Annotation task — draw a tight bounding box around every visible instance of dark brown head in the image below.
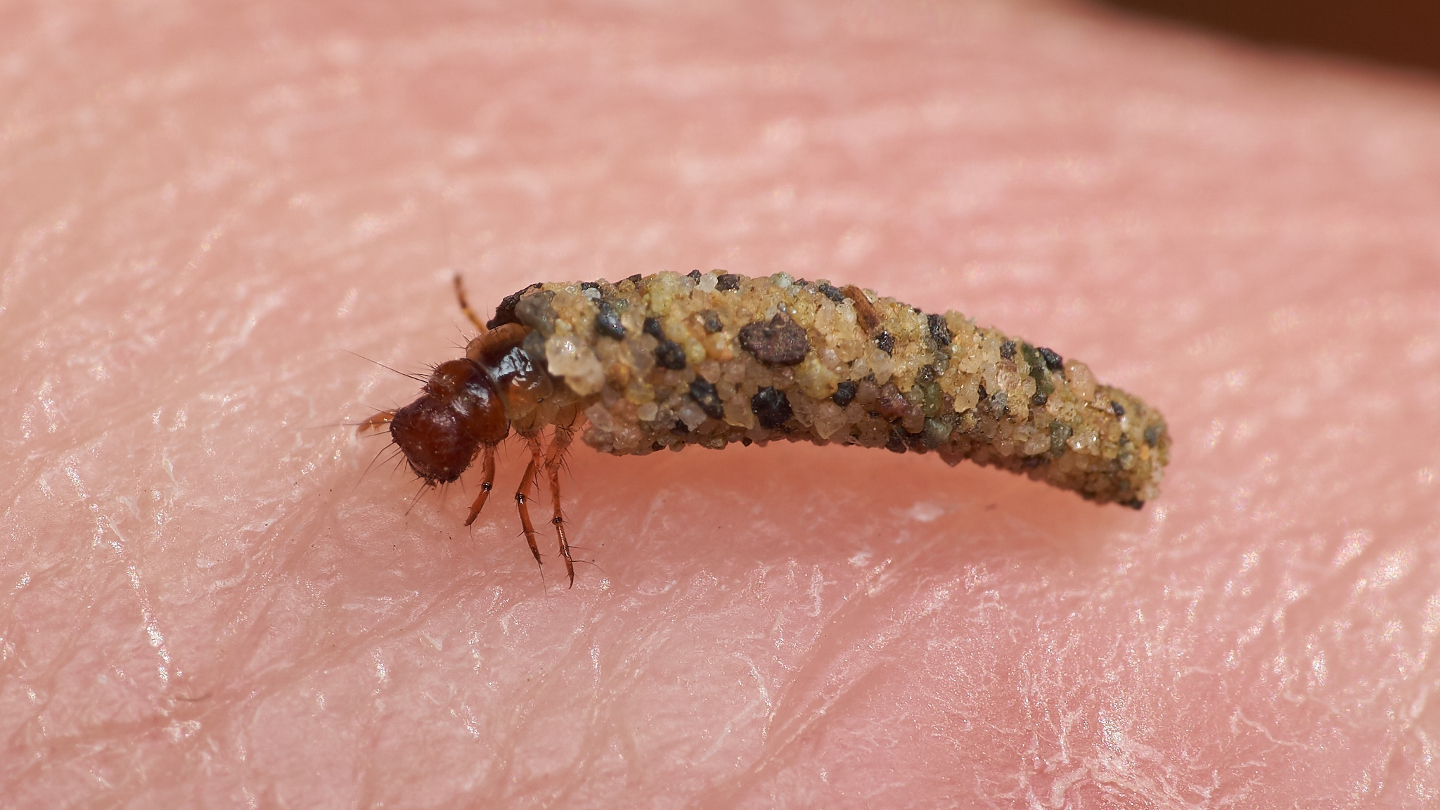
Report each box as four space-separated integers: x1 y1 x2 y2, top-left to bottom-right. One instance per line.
390 359 509 484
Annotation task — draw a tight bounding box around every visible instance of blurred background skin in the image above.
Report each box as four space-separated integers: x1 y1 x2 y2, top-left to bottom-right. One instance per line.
1108 0 1440 76
3 0 1440 808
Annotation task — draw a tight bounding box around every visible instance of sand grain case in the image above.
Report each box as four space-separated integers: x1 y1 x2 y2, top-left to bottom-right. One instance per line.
490 271 1170 508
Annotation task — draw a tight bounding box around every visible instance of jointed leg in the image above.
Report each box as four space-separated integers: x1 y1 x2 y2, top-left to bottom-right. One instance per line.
544 424 576 587
514 435 544 570
453 274 488 333
463 444 498 526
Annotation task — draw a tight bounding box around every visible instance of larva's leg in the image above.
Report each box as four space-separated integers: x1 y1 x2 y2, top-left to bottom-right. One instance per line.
463 444 497 526
452 273 488 333
514 435 543 570
544 424 576 587
358 409 396 434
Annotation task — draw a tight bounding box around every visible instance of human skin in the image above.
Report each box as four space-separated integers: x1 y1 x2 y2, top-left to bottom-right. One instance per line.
4 0 1440 807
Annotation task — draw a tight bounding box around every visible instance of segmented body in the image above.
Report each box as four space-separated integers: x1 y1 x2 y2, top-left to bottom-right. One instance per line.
491 270 1169 507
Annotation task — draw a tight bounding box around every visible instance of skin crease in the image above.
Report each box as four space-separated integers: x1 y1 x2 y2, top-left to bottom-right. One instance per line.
3 0 1440 807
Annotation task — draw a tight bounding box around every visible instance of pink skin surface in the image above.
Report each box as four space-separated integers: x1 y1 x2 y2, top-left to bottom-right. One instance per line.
4 0 1440 807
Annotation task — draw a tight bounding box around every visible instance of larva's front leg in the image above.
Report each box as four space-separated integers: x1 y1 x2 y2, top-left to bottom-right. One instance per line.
358 409 395 433
463 444 497 527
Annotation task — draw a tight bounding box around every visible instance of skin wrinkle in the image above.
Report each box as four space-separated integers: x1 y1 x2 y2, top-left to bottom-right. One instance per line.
739 577 899 775
4 0 1440 806
507 624 605 802
724 559 968 799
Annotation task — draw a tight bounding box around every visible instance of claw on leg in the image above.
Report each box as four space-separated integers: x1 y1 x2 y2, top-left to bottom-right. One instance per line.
515 435 543 570
464 444 498 526
544 425 576 587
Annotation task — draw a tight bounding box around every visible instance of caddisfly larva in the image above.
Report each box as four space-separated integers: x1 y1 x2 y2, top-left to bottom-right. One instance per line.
364 271 1170 585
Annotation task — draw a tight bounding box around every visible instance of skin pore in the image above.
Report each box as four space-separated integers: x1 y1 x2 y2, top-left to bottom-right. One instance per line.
4 0 1440 806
